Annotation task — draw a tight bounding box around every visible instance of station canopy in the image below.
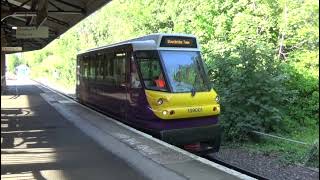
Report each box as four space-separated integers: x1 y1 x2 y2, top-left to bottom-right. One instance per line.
1 0 112 52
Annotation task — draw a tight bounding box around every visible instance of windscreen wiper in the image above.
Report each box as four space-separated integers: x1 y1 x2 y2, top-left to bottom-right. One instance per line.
191 87 196 97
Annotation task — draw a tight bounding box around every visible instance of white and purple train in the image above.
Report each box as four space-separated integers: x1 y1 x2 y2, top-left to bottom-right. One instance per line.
76 33 222 153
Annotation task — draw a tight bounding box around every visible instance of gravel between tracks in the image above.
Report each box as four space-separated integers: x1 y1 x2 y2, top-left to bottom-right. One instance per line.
214 147 319 180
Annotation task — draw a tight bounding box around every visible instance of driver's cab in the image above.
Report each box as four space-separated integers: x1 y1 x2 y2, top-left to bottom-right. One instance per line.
132 34 211 94
135 50 169 92
130 33 220 120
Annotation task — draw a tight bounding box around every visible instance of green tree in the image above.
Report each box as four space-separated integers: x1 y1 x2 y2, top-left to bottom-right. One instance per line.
7 54 24 73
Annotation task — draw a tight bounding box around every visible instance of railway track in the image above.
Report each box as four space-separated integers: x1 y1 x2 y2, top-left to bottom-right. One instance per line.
205 154 269 180
36 80 270 180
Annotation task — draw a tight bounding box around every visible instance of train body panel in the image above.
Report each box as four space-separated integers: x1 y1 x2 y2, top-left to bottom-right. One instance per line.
145 89 220 119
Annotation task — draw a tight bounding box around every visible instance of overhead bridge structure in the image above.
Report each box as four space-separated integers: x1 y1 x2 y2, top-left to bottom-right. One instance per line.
1 0 112 89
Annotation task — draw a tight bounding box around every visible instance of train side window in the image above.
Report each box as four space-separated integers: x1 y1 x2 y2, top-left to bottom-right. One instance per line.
90 56 96 80
87 56 91 79
104 53 114 84
94 55 100 79
87 56 90 79
113 58 118 83
102 55 106 81
80 59 84 78
97 54 104 80
79 58 82 78
100 55 105 80
104 54 109 80
84 56 89 79
114 53 126 84
109 54 114 77
120 57 126 83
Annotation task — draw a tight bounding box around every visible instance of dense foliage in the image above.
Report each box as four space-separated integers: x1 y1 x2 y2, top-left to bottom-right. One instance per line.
8 0 319 141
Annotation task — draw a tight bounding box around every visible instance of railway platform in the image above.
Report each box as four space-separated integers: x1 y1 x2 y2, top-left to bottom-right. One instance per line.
1 79 254 180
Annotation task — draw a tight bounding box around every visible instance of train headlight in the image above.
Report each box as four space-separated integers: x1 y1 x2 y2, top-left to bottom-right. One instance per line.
215 96 220 103
157 98 163 105
162 110 168 115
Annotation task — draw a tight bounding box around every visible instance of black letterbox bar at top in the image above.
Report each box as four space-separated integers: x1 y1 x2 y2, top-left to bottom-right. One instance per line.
160 36 197 48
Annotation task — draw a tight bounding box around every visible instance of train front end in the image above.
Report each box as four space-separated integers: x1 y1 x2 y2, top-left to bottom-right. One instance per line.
134 34 222 153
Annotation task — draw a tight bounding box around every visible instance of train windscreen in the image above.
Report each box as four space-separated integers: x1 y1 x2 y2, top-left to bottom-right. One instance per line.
159 51 210 93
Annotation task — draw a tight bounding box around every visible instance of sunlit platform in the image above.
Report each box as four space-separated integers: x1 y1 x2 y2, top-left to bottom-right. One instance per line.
1 79 253 180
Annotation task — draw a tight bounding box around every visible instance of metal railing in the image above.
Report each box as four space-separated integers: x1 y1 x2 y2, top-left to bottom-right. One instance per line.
251 130 310 146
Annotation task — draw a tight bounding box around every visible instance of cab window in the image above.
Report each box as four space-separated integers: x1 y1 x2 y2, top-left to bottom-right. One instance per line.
135 51 168 91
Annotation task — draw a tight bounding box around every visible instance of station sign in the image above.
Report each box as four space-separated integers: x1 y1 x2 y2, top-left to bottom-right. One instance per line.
16 26 49 39
1 47 22 52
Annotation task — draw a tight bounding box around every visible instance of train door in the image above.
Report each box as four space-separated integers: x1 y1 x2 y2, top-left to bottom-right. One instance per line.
113 51 129 120
127 53 143 122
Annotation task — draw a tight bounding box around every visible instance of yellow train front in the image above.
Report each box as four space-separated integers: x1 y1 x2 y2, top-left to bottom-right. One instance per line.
129 34 222 153
145 88 221 153
76 33 222 153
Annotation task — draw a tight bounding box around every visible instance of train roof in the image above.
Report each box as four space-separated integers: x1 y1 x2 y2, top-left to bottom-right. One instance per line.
78 33 200 56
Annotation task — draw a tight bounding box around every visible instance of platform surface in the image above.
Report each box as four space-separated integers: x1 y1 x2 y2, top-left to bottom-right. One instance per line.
1 80 148 180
